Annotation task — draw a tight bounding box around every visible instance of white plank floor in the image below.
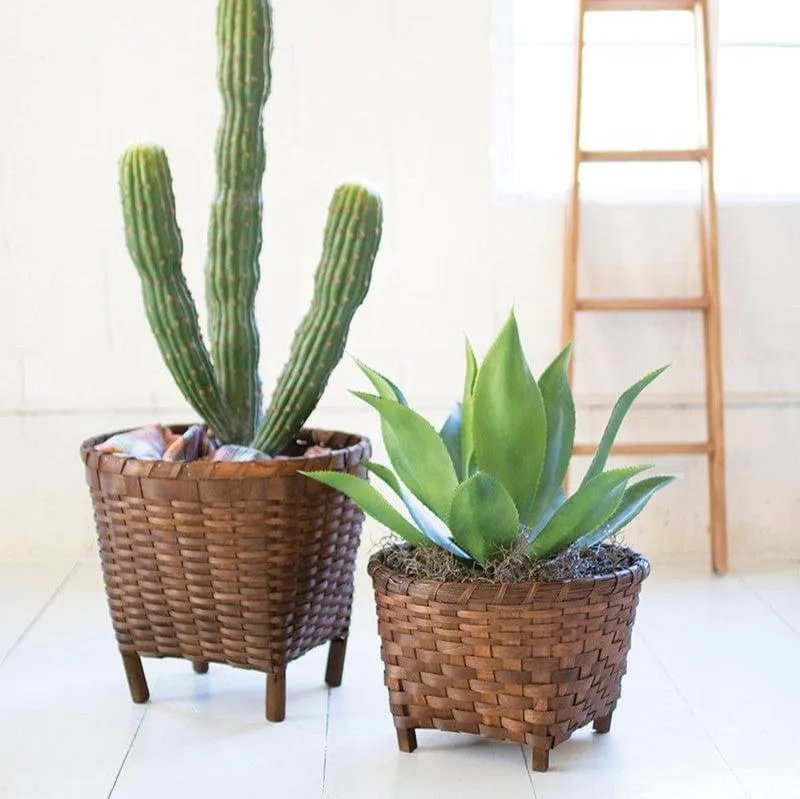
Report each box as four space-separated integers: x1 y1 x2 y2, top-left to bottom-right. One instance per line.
1 554 799 799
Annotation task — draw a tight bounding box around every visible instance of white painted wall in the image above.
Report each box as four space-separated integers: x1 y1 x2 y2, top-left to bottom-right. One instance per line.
0 0 797 566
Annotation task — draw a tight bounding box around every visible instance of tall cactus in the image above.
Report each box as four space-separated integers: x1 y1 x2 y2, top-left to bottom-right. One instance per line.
206 0 271 444
118 0 382 455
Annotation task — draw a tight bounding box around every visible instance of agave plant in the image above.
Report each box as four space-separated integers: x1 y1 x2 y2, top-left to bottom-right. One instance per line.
303 311 676 565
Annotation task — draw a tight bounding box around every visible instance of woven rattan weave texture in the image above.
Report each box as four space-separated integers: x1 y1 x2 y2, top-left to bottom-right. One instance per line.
81 429 369 682
368 554 649 771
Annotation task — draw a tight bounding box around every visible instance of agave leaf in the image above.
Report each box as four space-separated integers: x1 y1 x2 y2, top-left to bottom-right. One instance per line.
527 487 565 542
363 461 409 502
528 465 652 558
300 470 429 548
363 461 470 557
365 462 473 559
577 475 678 549
440 402 464 481
525 343 575 528
352 392 459 521
461 338 478 479
404 499 473 560
353 359 413 493
472 312 547 522
354 358 408 405
447 472 520 565
581 366 669 487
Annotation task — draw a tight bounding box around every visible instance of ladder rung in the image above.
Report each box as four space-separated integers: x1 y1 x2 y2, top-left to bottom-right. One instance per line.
576 297 709 311
585 0 697 11
579 148 707 163
573 442 713 456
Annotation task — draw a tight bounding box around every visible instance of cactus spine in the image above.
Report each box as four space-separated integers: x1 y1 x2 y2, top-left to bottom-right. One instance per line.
118 0 382 455
206 0 271 443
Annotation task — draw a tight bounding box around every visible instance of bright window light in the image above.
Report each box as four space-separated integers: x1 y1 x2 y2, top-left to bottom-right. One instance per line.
498 0 800 199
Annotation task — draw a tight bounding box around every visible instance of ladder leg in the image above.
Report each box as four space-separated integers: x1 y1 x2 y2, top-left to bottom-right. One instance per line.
562 2 588 495
700 212 728 575
562 0 588 380
696 0 728 574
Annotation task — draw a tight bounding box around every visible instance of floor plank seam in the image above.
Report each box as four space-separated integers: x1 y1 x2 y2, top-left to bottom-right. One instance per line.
738 574 800 638
321 687 333 798
518 743 540 797
105 705 149 798
637 631 753 798
0 558 81 669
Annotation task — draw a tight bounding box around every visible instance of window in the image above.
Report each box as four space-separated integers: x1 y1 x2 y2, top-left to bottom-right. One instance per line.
495 0 800 199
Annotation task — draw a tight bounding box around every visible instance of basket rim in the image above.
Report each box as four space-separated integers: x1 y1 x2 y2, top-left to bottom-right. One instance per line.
367 548 650 605
80 425 370 479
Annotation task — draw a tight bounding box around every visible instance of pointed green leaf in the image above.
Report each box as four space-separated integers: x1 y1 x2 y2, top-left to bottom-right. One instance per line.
447 472 520 565
354 359 408 405
525 343 575 528
527 487 565 542
300 470 429 547
581 366 669 487
528 465 652 558
364 462 472 559
465 338 478 389
577 475 678 549
440 403 463 481
461 338 478 479
363 461 405 497
352 392 459 520
353 361 414 497
472 312 547 521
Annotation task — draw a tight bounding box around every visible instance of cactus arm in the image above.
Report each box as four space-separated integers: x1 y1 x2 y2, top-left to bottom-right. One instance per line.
205 0 272 443
252 184 383 455
120 146 237 443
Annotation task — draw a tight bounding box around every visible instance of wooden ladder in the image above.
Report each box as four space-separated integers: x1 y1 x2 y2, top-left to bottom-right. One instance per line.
562 0 728 572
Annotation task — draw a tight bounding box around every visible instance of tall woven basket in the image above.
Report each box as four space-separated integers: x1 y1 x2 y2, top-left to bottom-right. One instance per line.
80 427 370 721
368 554 649 772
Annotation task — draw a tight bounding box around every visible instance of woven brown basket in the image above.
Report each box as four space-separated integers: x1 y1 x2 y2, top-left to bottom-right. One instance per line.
80 427 370 722
368 552 650 772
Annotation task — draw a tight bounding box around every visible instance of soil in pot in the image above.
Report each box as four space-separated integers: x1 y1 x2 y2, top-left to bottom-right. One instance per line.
372 540 645 584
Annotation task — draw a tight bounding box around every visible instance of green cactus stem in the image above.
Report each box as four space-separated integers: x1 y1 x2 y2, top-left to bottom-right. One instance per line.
252 184 383 455
119 146 236 442
118 0 383 452
205 0 272 443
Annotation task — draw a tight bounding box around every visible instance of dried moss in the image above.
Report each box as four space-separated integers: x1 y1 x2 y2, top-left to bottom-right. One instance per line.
370 536 644 584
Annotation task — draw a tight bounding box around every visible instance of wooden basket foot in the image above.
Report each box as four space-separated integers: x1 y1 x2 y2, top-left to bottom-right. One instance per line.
396 727 417 753
593 712 613 734
192 660 209 674
266 671 286 722
325 638 348 688
121 653 149 704
532 747 550 772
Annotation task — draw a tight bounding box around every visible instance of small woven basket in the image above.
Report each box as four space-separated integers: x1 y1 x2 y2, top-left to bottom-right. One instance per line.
80 427 370 721
367 553 650 772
